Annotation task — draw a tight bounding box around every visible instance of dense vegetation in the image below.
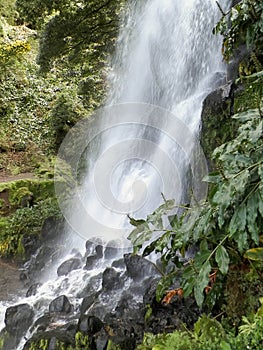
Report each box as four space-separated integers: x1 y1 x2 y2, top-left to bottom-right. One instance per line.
0 0 262 349
128 0 263 348
0 0 124 257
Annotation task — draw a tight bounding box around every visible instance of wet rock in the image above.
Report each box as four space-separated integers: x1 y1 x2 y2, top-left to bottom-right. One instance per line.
85 244 103 270
5 303 34 335
77 273 102 298
31 314 52 332
49 295 73 314
20 271 28 281
23 327 75 350
91 328 109 350
102 267 123 291
103 315 140 350
80 292 100 314
26 283 41 297
70 248 83 258
41 217 64 242
85 240 103 256
104 245 119 259
143 279 200 334
115 291 144 320
201 82 237 168
111 258 125 269
21 233 40 259
57 257 82 276
48 337 57 350
124 254 159 280
85 240 95 255
78 315 104 334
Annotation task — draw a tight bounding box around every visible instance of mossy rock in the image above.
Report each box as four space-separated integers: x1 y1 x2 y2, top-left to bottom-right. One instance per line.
0 178 55 213
201 72 262 168
201 83 237 169
0 178 61 258
9 186 33 207
233 72 263 113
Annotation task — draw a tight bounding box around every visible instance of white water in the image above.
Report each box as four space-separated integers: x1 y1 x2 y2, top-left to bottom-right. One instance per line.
59 0 228 246
1 0 229 347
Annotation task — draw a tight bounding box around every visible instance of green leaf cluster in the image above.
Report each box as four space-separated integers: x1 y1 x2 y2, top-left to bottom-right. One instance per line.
136 311 263 350
128 103 263 308
213 0 263 69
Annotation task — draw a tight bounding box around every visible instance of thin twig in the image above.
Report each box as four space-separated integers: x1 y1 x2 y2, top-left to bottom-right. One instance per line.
216 1 226 16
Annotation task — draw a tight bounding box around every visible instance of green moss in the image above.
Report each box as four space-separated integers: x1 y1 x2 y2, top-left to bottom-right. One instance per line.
75 332 89 349
0 179 55 214
0 331 10 350
234 73 263 113
9 186 33 206
201 88 237 168
106 340 121 350
0 198 61 257
26 334 90 350
201 72 262 167
224 266 263 325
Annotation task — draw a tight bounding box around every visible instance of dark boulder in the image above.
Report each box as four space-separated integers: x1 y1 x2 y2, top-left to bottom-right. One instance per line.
49 295 73 314
23 326 76 350
91 328 109 350
78 315 104 335
21 233 40 259
85 244 103 270
80 292 100 314
102 267 123 291
5 303 34 335
85 240 95 255
124 254 160 280
143 279 200 334
57 257 82 276
41 217 64 242
111 258 125 269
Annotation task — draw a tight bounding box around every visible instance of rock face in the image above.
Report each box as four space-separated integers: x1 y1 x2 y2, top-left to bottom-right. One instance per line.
5 303 34 335
124 253 159 280
200 82 236 169
2 303 34 350
57 257 82 276
2 232 202 350
102 267 122 291
8 248 203 350
49 295 73 314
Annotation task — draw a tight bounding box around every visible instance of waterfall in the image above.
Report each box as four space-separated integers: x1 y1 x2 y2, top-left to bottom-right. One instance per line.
55 0 227 247
0 0 229 348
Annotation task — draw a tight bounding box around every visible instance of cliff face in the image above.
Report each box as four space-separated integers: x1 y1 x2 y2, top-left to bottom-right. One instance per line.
201 72 262 169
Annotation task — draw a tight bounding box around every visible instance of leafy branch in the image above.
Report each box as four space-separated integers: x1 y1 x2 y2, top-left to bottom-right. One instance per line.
128 107 263 308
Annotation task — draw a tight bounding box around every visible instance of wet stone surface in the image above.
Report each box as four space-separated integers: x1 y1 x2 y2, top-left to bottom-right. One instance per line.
0 259 26 301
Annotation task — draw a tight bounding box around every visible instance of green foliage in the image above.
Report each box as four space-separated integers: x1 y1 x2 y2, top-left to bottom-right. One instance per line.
136 332 196 350
16 0 125 63
0 197 61 256
128 103 263 308
16 0 126 110
136 309 263 350
214 0 263 68
0 0 17 24
0 179 61 257
50 90 87 150
74 332 89 348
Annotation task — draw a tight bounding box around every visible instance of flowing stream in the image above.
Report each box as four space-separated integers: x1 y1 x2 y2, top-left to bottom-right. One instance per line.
0 0 229 348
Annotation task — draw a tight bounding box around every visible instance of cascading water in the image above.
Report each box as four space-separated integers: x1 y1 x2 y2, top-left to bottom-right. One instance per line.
56 0 228 247
0 0 229 348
